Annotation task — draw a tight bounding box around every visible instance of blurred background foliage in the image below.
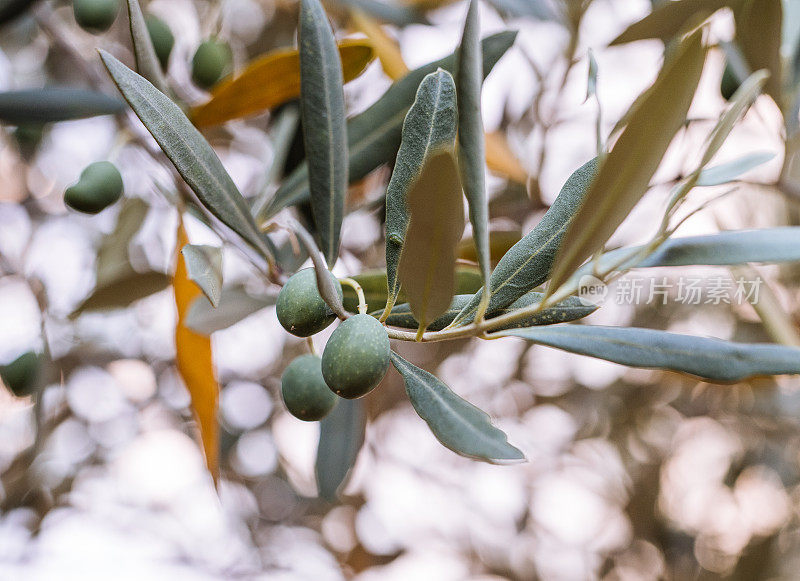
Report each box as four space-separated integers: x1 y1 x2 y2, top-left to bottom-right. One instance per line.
1 0 800 579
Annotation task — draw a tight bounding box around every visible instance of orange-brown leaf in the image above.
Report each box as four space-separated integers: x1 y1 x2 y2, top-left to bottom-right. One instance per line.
174 222 220 484
191 40 374 127
485 131 528 184
349 8 409 80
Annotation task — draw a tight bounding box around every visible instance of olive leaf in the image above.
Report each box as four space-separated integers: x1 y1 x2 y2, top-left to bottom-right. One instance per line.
498 325 800 383
385 69 458 314
545 29 706 297
262 31 517 220
484 0 557 20
186 286 277 335
456 0 491 319
336 0 429 27
99 51 275 263
0 87 124 124
181 244 223 308
191 40 374 127
70 270 172 318
733 0 782 103
343 265 483 313
611 0 730 45
586 48 603 154
450 157 599 328
383 293 596 331
95 197 149 286
298 0 348 268
697 151 775 186
699 70 768 169
635 227 800 267
390 353 524 463
397 151 465 334
316 398 366 501
125 0 169 94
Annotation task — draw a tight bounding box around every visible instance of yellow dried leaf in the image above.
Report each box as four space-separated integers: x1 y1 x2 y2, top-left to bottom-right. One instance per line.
174 221 220 484
349 8 409 80
402 0 458 10
485 131 528 184
191 40 374 127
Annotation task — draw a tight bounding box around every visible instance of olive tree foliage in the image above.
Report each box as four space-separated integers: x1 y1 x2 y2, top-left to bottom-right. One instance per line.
1 0 800 540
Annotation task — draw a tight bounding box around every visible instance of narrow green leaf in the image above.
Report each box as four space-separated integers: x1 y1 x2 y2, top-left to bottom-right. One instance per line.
334 0 429 26
95 198 149 286
186 286 276 335
456 0 491 317
484 0 557 20
699 70 768 168
125 0 169 94
586 49 598 101
383 292 596 331
697 151 775 186
0 87 124 124
263 31 517 219
390 352 525 462
385 69 458 311
451 157 599 327
299 0 348 267
733 0 782 103
498 325 800 383
571 227 800 283
546 29 706 296
181 244 223 307
639 227 800 266
70 271 171 318
611 0 730 45
398 151 465 333
99 51 274 262
316 398 366 501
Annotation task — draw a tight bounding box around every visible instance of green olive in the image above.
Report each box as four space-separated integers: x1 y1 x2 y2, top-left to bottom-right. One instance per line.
64 161 124 214
276 268 343 337
73 0 119 33
0 351 41 397
191 39 231 89
321 314 390 399
281 354 339 421
145 15 174 70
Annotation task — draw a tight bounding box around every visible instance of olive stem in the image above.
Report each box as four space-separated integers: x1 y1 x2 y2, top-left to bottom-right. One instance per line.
339 278 367 314
305 337 318 356
383 236 666 343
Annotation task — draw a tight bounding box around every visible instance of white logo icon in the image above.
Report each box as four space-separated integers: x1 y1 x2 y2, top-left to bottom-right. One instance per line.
577 274 607 307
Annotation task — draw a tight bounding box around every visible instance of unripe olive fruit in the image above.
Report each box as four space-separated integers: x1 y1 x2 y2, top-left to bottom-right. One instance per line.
276 268 343 337
64 161 124 214
321 314 390 399
0 351 41 397
73 0 119 33
191 39 231 89
281 354 339 421
720 63 740 101
145 15 174 70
